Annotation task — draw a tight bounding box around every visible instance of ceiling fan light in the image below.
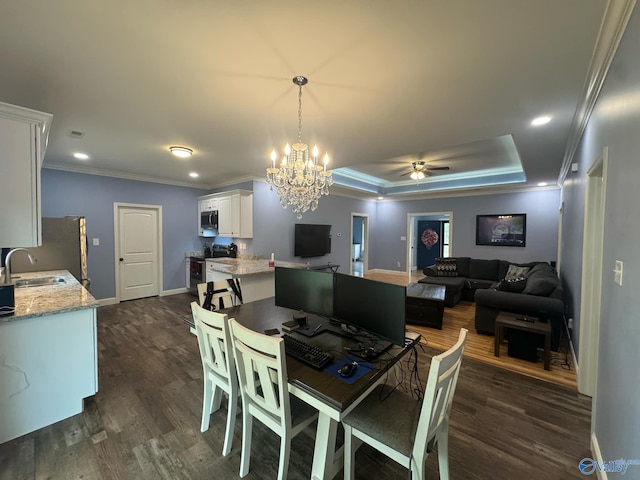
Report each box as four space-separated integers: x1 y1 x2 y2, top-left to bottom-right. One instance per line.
417 171 425 179
410 171 418 180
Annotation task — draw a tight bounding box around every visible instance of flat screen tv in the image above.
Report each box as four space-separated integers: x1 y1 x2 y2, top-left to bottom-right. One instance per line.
333 273 406 346
476 213 526 247
274 267 334 318
294 224 332 258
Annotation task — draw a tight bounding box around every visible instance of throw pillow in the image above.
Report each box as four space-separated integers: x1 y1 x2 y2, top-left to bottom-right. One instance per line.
496 277 528 293
435 258 458 277
504 264 530 281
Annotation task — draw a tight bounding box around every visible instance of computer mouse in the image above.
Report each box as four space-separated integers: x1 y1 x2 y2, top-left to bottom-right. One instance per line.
339 361 358 378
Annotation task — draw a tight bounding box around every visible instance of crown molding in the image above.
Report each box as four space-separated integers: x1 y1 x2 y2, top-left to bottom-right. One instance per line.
44 162 214 190
558 0 637 185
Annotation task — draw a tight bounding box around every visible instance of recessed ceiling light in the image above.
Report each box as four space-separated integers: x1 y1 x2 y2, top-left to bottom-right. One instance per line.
377 196 384 200
170 146 193 158
531 115 552 126
537 182 548 187
189 172 199 178
73 152 89 160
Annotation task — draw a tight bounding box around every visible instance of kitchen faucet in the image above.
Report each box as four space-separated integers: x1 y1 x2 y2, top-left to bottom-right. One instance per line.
3 248 35 284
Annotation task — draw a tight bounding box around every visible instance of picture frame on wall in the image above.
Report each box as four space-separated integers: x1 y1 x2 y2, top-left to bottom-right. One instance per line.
476 214 526 247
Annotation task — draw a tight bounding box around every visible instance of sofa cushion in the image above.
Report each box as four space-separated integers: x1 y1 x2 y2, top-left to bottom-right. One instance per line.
504 264 530 281
468 259 500 281
497 277 528 293
522 263 559 296
454 257 471 277
435 258 458 276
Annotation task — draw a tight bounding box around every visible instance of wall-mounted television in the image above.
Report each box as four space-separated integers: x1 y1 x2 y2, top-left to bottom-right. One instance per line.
476 214 526 247
294 224 332 258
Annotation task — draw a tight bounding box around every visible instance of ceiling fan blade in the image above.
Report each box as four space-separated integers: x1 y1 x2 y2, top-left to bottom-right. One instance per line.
425 166 450 171
400 171 412 177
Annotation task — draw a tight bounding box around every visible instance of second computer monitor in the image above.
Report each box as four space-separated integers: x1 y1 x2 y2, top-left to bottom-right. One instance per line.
274 267 334 318
333 273 407 346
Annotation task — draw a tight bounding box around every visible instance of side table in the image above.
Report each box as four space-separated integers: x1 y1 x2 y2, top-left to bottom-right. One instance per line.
494 312 552 370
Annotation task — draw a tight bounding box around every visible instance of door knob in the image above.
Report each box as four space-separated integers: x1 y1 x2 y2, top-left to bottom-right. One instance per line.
119 258 124 261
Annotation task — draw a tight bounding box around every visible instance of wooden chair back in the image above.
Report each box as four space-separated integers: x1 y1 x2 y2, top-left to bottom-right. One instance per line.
413 328 468 460
228 318 291 433
197 281 235 310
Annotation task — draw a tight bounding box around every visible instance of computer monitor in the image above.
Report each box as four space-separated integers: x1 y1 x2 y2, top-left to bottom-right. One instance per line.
274 267 334 318
333 273 406 346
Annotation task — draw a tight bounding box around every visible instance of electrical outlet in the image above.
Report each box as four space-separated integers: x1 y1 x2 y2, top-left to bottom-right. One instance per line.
397 261 401 268
92 238 100 246
614 260 623 286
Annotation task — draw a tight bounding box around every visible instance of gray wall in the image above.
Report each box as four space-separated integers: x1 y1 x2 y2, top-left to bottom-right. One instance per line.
251 181 560 273
560 6 640 468
41 169 208 299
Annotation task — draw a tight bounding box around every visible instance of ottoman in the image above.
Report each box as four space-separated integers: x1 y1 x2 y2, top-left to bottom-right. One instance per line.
405 283 446 329
417 276 465 307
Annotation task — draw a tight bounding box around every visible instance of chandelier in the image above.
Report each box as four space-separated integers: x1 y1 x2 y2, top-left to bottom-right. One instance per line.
266 76 333 219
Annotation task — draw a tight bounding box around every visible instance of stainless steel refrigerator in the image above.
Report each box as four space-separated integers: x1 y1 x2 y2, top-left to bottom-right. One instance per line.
11 217 90 290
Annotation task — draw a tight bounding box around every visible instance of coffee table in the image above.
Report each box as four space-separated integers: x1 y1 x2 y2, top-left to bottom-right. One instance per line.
405 282 446 329
494 312 552 370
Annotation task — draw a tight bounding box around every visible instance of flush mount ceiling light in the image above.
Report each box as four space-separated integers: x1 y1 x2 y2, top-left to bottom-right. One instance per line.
266 75 333 219
73 152 89 160
170 146 193 158
531 115 552 126
189 172 199 178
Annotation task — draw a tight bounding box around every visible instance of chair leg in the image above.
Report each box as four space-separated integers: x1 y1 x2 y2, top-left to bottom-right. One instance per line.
437 431 450 480
277 436 292 480
343 425 355 480
222 388 238 456
200 379 214 432
239 409 253 478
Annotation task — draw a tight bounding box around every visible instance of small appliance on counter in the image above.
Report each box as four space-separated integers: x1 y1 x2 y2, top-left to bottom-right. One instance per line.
207 243 237 258
226 243 238 258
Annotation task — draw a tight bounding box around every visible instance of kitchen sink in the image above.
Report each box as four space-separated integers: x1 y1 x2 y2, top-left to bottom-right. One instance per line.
15 276 66 287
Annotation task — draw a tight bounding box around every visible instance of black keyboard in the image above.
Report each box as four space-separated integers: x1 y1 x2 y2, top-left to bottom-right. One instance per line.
282 334 334 369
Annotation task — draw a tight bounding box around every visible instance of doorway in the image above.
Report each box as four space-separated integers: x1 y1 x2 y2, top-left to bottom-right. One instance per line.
578 148 607 406
407 212 453 283
350 214 368 277
114 203 163 302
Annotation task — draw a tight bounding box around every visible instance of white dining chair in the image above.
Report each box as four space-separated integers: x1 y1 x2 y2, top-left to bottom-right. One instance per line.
197 281 236 311
343 328 468 480
228 318 318 480
191 301 238 456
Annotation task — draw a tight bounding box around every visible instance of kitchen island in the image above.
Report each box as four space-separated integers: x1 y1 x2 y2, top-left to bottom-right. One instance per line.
205 257 307 303
0 270 98 444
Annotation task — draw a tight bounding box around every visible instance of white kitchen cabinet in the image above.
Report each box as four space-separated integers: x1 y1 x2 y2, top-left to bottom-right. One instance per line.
218 191 253 238
198 190 253 238
0 102 52 247
0 307 98 444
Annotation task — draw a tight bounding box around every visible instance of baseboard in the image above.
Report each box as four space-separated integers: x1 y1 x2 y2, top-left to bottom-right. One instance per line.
368 268 406 276
162 287 189 296
591 432 608 480
97 297 118 307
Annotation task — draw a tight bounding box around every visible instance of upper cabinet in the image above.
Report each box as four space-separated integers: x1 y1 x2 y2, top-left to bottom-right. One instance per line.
0 102 53 247
197 190 253 238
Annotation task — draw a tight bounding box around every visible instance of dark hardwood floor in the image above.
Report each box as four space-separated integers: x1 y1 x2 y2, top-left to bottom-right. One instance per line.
0 293 592 479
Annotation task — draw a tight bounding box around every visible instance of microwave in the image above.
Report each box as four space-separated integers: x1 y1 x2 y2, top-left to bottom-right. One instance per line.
200 210 218 229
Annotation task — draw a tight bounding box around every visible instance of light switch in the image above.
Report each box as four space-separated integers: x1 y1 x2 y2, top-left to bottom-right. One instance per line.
92 238 100 246
614 260 623 286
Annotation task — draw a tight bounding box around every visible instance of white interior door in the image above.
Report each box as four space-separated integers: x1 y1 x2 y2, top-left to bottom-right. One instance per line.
350 213 368 276
578 148 607 404
115 204 162 301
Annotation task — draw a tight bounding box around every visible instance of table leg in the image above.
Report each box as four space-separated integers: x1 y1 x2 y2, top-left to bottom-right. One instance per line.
310 412 338 480
543 332 551 371
494 325 502 357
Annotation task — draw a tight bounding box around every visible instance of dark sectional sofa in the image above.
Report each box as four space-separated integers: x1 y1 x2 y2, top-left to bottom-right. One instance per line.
419 257 565 348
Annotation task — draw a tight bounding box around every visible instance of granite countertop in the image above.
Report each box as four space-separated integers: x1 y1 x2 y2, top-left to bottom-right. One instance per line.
205 257 308 276
2 270 98 321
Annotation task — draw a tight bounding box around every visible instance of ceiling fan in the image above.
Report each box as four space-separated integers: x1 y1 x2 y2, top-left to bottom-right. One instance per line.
401 161 450 180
